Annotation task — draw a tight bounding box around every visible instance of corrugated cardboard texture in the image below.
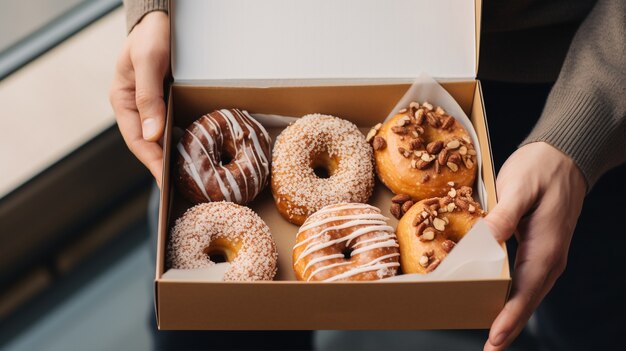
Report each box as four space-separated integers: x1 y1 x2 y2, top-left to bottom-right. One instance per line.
156 82 510 329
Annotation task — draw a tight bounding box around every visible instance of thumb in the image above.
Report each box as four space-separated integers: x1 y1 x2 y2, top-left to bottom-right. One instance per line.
484 184 535 242
134 59 167 142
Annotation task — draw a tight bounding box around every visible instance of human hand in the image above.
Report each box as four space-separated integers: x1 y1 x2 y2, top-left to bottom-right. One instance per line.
109 11 170 187
483 142 586 351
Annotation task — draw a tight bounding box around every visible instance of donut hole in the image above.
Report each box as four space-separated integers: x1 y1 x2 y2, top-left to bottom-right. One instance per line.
219 151 234 166
207 251 227 263
313 166 331 179
311 151 338 179
203 239 237 263
342 247 353 260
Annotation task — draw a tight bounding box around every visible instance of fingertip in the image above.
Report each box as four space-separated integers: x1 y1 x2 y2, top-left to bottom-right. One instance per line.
141 117 163 141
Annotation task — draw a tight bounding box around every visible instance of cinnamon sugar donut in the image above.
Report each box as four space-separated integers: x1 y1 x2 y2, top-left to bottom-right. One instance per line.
371 102 477 201
293 203 400 282
396 186 485 274
176 108 271 205
272 114 374 225
167 202 278 281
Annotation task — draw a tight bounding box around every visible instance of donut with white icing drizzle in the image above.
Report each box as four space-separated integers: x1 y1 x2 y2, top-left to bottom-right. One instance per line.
272 114 374 225
293 203 400 282
167 202 278 281
176 108 271 205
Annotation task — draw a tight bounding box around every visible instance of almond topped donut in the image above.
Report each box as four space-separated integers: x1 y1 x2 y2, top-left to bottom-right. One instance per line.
271 114 374 225
167 202 278 281
293 203 400 282
176 108 271 205
396 186 485 274
370 101 477 201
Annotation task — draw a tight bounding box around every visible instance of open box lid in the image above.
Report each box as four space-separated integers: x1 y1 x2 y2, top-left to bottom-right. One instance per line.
171 0 481 83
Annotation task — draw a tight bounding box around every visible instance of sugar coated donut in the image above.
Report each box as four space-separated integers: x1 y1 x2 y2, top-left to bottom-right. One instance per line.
370 101 477 201
293 203 400 282
176 108 271 205
167 202 278 281
396 186 485 274
272 114 374 225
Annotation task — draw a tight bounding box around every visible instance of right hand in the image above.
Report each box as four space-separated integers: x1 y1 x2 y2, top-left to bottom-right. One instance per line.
109 11 170 187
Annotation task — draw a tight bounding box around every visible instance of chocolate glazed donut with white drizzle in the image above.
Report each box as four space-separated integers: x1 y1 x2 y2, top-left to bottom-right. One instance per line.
176 109 271 205
293 203 400 282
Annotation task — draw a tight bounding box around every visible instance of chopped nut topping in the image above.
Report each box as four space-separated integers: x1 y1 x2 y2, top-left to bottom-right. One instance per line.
409 139 423 150
396 115 411 126
419 255 430 267
426 141 444 154
459 146 468 155
422 102 434 111
455 198 469 210
468 204 476 213
467 149 477 156
463 156 474 169
447 202 456 212
421 229 435 241
410 101 420 110
438 148 449 165
426 112 440 127
391 194 411 203
448 153 462 165
420 153 431 162
425 258 441 272
462 135 471 143
416 159 434 169
410 159 418 169
441 116 454 129
435 106 446 115
448 188 457 198
401 200 414 213
373 122 382 131
390 203 402 219
365 128 377 142
442 240 456 253
447 162 459 172
446 139 461 149
447 181 455 186
373 136 386 150
421 211 429 219
433 217 446 231
398 108 408 114
411 130 420 138
434 160 441 174
391 126 408 134
414 109 425 124
398 147 410 158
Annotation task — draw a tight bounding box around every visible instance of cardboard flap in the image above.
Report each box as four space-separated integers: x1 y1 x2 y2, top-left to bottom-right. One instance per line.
171 0 478 83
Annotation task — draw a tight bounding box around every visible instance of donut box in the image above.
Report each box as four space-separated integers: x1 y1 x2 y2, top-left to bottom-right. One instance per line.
155 0 511 329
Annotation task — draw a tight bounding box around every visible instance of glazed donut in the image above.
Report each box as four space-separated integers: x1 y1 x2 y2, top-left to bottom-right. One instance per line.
396 186 485 274
370 101 477 200
293 203 400 282
176 108 271 205
271 114 374 225
167 202 278 281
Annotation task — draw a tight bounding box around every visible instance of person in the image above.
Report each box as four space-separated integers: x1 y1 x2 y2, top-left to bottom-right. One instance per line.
109 0 625 350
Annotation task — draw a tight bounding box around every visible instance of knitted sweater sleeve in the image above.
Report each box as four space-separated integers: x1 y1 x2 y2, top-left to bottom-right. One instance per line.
123 0 168 33
520 0 626 189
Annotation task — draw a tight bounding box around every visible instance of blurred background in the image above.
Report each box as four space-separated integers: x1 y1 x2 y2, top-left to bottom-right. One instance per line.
0 0 154 349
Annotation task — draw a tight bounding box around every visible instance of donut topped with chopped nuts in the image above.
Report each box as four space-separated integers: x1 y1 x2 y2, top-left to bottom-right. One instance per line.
395 186 485 274
369 101 477 201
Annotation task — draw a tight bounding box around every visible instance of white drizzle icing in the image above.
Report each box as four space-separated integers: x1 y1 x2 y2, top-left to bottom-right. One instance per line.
178 109 270 204
176 142 210 201
294 203 400 282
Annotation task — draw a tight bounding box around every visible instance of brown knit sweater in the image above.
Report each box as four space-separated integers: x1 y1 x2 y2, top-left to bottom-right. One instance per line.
124 0 625 189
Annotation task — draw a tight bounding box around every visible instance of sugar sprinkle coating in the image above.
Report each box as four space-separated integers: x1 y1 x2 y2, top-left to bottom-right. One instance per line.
167 202 278 281
271 114 374 224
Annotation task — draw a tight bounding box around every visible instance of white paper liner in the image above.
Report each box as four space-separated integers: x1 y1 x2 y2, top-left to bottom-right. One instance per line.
163 75 505 282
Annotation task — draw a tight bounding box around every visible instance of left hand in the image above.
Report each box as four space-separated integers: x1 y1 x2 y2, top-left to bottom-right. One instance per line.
483 142 587 351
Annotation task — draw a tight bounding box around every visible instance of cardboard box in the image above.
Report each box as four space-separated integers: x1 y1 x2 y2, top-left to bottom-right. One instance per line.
155 0 510 330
